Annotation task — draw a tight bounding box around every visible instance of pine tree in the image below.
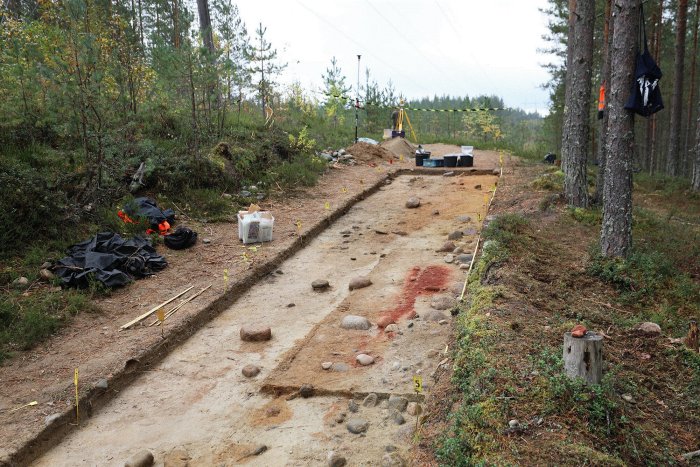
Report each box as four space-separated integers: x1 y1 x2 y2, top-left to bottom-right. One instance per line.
321 57 351 128
666 0 689 176
246 23 285 120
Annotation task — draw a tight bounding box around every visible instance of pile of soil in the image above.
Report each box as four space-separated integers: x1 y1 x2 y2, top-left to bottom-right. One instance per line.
345 142 395 162
379 138 416 159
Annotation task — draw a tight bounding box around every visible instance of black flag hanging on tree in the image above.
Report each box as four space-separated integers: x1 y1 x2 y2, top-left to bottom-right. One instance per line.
625 3 664 117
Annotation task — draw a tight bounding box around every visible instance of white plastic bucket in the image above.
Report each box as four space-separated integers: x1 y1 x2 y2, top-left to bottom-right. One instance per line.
239 211 274 244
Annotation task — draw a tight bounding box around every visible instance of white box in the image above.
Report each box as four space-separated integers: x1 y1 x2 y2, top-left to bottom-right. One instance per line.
239 211 274 244
461 146 474 155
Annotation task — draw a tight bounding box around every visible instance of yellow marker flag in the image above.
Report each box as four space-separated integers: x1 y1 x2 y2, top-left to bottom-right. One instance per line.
324 201 330 210
74 368 79 424
413 375 423 394
477 212 482 222
399 154 404 162
156 308 165 336
296 220 302 233
341 187 348 193
223 269 229 287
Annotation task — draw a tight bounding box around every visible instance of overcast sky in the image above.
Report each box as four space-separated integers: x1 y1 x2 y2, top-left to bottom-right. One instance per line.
233 0 556 114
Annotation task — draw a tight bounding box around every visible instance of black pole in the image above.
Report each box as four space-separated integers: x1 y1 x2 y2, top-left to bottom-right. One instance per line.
355 54 361 143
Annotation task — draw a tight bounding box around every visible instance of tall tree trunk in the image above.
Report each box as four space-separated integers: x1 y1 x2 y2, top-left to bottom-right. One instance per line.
595 0 613 203
172 0 180 48
666 0 689 176
197 0 214 54
693 98 700 190
561 0 595 207
649 0 665 174
684 0 699 167
601 0 638 258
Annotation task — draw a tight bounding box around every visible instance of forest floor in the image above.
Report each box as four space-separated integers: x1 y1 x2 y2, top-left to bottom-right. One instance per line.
2 144 698 466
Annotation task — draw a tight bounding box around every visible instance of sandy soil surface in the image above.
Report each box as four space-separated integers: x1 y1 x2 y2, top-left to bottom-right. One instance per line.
0 142 500 465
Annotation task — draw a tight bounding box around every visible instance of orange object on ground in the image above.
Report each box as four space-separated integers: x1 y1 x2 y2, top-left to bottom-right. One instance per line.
117 210 136 224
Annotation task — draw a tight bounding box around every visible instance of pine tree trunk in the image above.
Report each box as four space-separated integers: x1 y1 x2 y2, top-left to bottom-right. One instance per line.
693 99 700 191
666 0 689 177
561 0 595 208
595 0 613 203
684 1 699 167
197 0 214 54
601 0 638 258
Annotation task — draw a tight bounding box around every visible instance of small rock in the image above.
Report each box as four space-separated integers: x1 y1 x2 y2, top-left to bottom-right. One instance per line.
312 279 330 290
509 419 520 429
459 264 470 270
391 361 401 371
430 295 456 310
299 384 314 398
40 261 52 269
407 402 422 416
375 228 389 235
322 362 333 370
622 394 635 403
39 269 55 281
456 215 472 222
635 322 661 337
424 311 448 322
447 230 463 240
327 451 347 467
202 238 212 244
385 445 398 452
95 378 109 390
356 354 374 366
242 365 260 378
377 316 395 328
381 452 406 467
443 171 455 177
492 169 501 175
124 449 154 467
443 254 454 264
287 303 296 308
346 417 369 434
335 412 346 423
436 241 455 253
407 322 414 328
363 393 378 407
405 197 421 209
251 445 267 456
384 324 399 333
44 413 61 426
391 410 406 425
571 324 587 338
240 325 272 342
388 395 408 412
12 277 29 288
348 400 359 413
333 363 350 372
349 277 373 290
474 184 482 190
456 254 473 264
452 246 464 254
438 319 449 325
341 315 372 330
432 210 440 215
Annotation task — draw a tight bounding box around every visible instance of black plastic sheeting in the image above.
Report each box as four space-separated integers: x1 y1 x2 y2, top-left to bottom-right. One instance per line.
123 197 175 229
55 232 167 288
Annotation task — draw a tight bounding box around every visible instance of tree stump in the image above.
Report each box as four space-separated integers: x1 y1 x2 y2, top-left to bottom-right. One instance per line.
563 332 603 385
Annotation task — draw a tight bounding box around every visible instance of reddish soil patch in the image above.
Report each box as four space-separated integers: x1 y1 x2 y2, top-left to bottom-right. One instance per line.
380 265 451 324
345 142 396 162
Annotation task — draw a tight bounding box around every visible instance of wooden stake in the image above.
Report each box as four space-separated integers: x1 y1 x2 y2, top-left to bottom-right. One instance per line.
120 286 194 330
149 285 212 326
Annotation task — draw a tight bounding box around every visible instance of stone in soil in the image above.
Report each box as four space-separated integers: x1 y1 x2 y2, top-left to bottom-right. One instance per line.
44 413 62 426
348 400 359 413
377 316 395 328
430 294 456 310
407 402 422 416
391 361 401 371
12 276 29 288
391 410 406 425
39 269 55 281
332 363 350 372
321 362 333 370
456 254 473 264
635 322 661 336
436 241 455 253
375 228 389 235
312 279 330 290
124 450 154 467
346 417 369 434
287 303 296 308
388 395 408 412
95 378 109 390
622 394 635 403
432 209 440 215
447 230 463 240
381 452 407 466
299 384 314 398
40 261 52 269
443 254 454 264
202 238 212 244
327 451 347 467
453 246 464 254
509 419 520 428
363 393 378 407
356 354 374 366
456 215 472 222
335 412 346 423
251 445 268 456
349 277 373 290
240 325 272 342
341 315 372 330
405 197 421 208
384 324 399 333
242 365 260 378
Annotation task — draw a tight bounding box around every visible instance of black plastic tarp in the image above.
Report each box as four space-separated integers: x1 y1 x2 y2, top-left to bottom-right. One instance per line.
123 197 175 230
55 232 167 288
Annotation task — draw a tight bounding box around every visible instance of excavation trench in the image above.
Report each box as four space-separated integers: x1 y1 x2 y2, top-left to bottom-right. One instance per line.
33 172 497 466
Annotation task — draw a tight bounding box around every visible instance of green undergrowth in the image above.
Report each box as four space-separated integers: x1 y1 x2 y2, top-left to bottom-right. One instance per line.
531 168 564 191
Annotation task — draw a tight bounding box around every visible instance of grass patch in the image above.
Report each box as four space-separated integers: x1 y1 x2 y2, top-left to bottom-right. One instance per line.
531 169 564 191
568 206 602 225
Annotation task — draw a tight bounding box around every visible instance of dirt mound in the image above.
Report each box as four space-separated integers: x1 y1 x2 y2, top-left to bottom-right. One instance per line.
379 137 416 159
345 142 395 162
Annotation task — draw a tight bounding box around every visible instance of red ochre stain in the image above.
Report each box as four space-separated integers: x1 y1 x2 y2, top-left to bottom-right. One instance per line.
381 265 452 325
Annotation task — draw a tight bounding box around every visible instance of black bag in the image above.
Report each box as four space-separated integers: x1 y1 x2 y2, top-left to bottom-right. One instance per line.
625 4 663 117
164 226 198 250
